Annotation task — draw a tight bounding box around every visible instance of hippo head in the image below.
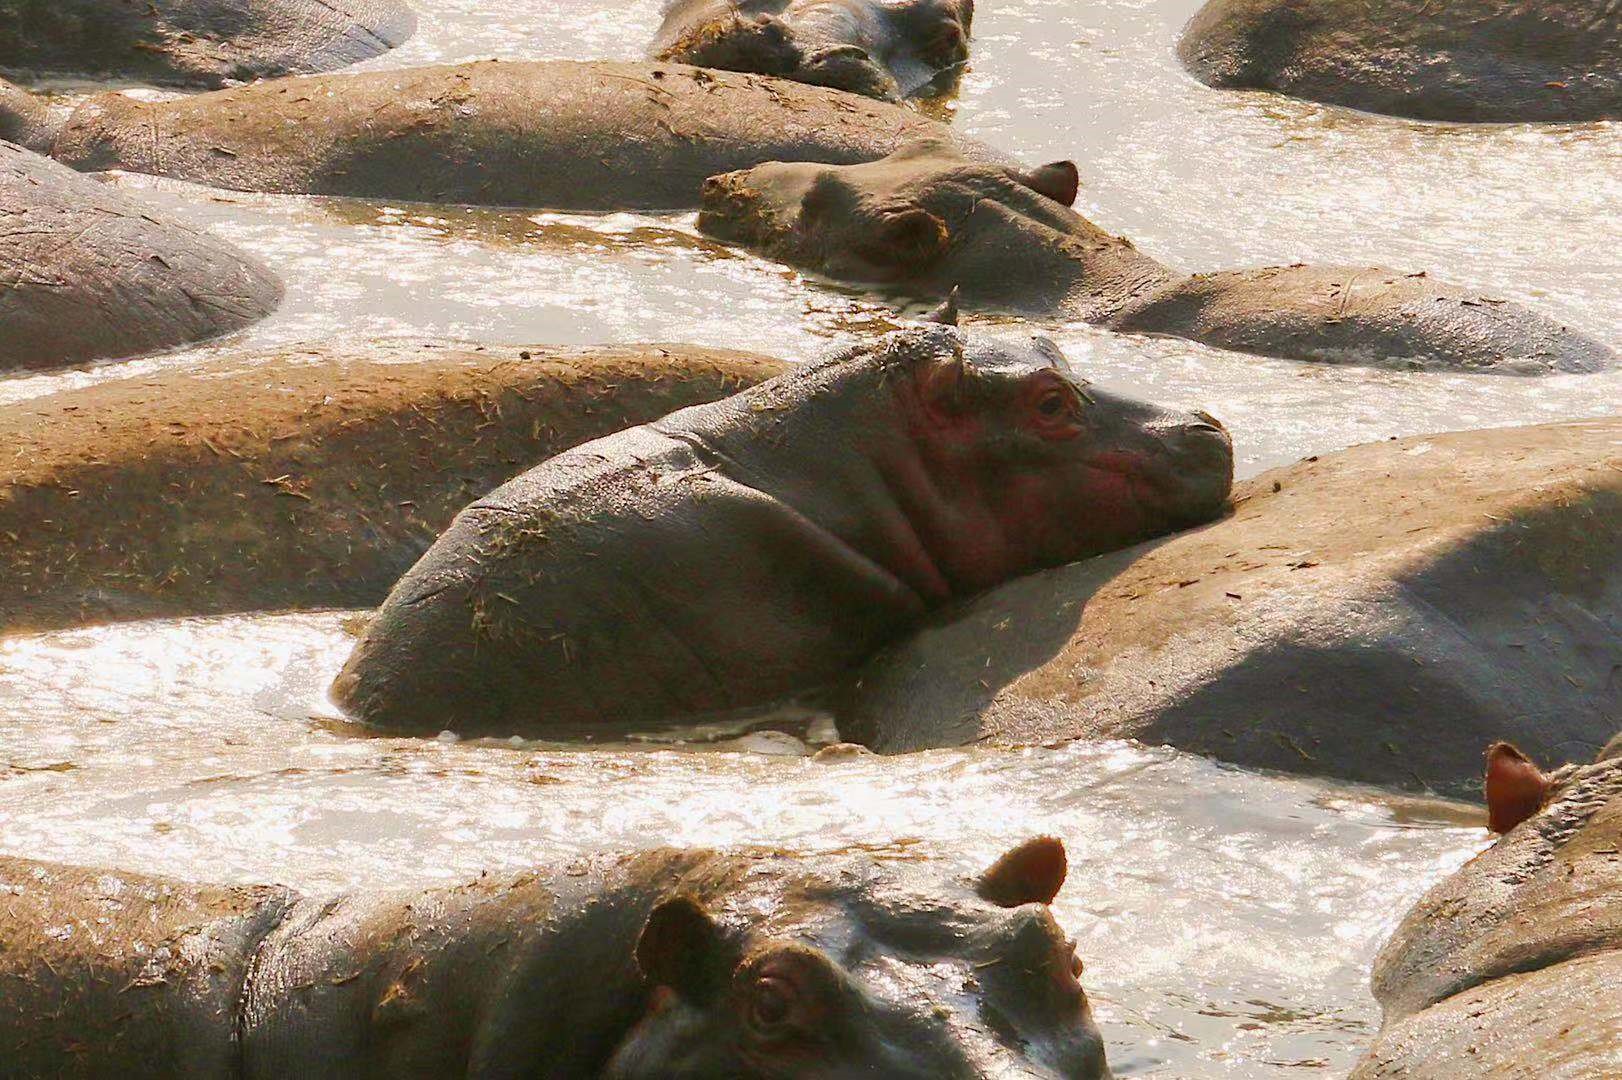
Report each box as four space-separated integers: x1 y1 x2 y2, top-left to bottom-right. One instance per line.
843 325 1233 591
657 0 974 100
699 140 1164 313
606 837 1112 1078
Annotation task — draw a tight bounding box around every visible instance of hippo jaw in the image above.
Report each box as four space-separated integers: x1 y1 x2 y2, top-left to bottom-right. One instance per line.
698 141 1174 317
604 839 1112 1079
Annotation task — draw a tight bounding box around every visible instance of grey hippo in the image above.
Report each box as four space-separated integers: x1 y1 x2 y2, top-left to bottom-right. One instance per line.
332 322 1233 738
0 60 991 211
0 838 1112 1078
1178 0 1622 123
0 140 280 371
0 0 416 89
652 0 974 100
698 140 1615 374
1350 739 1622 1077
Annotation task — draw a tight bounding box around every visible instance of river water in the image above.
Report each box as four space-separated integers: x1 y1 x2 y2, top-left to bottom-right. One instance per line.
2 0 1616 1074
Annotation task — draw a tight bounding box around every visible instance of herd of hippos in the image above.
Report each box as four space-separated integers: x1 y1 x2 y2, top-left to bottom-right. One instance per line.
0 0 1618 1076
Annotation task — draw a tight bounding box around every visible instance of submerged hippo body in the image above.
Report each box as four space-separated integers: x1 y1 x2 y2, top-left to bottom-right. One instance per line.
0 60 989 210
1178 0 1622 123
652 0 973 100
0 839 1111 1078
1351 745 1622 1077
699 141 1615 374
334 325 1232 737
0 0 416 89
0 140 280 371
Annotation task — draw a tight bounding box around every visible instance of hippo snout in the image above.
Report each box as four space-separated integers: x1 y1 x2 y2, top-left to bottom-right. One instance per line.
1160 413 1235 526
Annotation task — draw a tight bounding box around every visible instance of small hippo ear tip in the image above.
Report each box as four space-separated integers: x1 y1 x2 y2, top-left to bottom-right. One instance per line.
920 286 960 326
976 835 1068 907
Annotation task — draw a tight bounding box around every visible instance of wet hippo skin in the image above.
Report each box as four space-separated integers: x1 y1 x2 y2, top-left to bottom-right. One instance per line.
333 323 1233 738
699 140 1615 374
1350 743 1622 1077
0 60 995 211
841 418 1622 794
0 0 417 88
652 0 974 100
0 140 281 372
0 839 1112 1078
1178 0 1622 123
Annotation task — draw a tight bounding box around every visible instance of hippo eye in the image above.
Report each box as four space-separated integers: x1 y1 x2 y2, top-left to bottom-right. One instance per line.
1037 390 1070 416
1070 951 1085 979
748 976 795 1032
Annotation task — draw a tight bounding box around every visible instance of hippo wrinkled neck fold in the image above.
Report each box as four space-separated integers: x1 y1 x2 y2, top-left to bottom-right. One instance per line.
654 340 976 605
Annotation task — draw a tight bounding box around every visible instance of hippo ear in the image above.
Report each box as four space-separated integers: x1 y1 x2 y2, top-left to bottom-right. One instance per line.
1018 161 1079 207
977 836 1067 907
914 340 972 419
636 896 729 1003
1484 742 1551 834
920 286 960 326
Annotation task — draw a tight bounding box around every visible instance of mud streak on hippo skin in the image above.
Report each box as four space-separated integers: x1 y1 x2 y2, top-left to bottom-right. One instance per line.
0 61 997 210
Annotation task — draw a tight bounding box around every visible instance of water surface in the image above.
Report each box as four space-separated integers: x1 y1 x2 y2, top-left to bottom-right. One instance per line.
1 0 1608 1073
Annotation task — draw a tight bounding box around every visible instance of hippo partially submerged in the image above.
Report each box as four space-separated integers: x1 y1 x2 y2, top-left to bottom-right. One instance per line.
0 0 416 89
1350 742 1622 1077
699 140 1615 374
334 324 1232 737
0 140 281 371
0 61 989 211
653 0 974 100
0 339 782 634
840 418 1622 793
1178 0 1622 123
0 839 1111 1078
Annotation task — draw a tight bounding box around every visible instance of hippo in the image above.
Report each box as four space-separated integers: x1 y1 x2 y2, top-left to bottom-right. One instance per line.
1350 742 1622 1077
1178 0 1622 123
0 140 281 371
333 322 1233 738
0 0 416 90
0 838 1112 1078
837 418 1622 793
698 140 1615 374
652 0 973 101
0 60 992 211
0 339 783 634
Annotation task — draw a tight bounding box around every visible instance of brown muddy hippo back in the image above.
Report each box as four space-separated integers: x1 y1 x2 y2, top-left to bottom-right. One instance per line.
0 139 282 371
1178 0 1622 122
0 0 417 88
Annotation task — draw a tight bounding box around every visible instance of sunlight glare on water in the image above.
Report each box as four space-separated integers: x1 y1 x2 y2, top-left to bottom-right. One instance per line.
0 614 1483 1077
0 0 1608 1073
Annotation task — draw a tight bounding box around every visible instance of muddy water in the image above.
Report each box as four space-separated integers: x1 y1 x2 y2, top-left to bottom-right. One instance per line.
1 0 1614 1074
